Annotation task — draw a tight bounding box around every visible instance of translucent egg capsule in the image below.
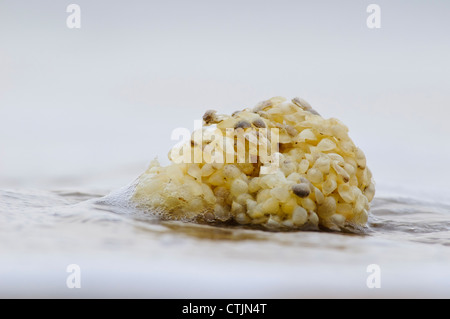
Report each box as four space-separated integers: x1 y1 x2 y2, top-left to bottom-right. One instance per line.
314 156 331 174
317 138 336 152
318 196 336 218
355 147 367 169
133 96 374 231
364 182 376 202
298 129 317 141
292 206 308 226
307 168 324 184
230 179 249 197
262 197 280 214
298 159 310 174
337 184 355 203
322 175 337 195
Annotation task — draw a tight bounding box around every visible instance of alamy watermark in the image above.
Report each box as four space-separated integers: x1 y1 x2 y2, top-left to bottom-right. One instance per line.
65 4 380 30
366 264 381 288
366 4 381 29
66 264 81 288
170 120 280 174
66 4 81 29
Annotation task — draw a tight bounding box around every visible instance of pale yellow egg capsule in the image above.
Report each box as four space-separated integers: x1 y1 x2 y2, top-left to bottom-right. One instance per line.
132 97 375 231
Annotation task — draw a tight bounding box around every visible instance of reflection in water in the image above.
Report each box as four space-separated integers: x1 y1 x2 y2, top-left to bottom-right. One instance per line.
1 188 449 246
368 197 450 246
0 188 449 297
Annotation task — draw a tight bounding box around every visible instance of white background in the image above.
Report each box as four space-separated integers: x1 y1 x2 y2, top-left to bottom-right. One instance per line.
1 1 449 198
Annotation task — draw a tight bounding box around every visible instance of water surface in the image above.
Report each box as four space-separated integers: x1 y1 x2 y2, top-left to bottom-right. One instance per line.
1 184 449 298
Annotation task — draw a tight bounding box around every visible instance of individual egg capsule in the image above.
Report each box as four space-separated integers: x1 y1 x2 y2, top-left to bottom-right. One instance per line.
291 183 311 198
147 165 162 175
308 146 322 162
184 179 204 196
238 163 255 175
332 161 350 183
354 193 369 214
248 177 261 193
165 164 185 183
223 164 241 179
358 167 371 188
313 155 331 174
234 120 252 129
285 125 299 137
235 212 251 224
281 219 294 228
251 215 270 225
280 159 297 176
327 153 345 163
267 96 287 106
245 198 257 211
216 117 237 130
277 101 295 113
288 147 304 160
344 157 357 170
317 138 336 152
313 121 332 136
336 203 353 219
231 201 246 215
252 118 266 128
202 110 218 124
287 172 302 183
266 109 284 123
214 186 230 205
201 163 215 177
208 170 226 186
322 174 337 196
230 179 249 197
187 164 202 181
261 172 285 188
201 184 216 204
247 202 264 219
261 197 280 214
364 182 376 202
307 211 320 227
270 186 290 202
278 130 293 144
291 97 312 110
355 147 367 169
256 189 272 203
343 162 356 176
301 197 316 211
297 128 317 141
281 197 297 215
352 208 368 225
236 193 254 206
339 140 355 156
337 184 356 203
306 167 324 185
298 159 310 174
253 99 273 112
349 175 359 187
292 206 308 226
330 214 346 227
331 123 349 140
313 187 325 204
317 196 336 218
265 216 283 229
203 211 216 222
304 153 314 164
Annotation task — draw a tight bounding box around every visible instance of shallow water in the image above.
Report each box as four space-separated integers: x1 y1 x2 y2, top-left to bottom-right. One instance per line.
1 185 450 298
